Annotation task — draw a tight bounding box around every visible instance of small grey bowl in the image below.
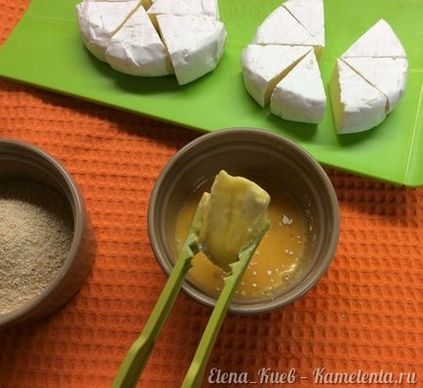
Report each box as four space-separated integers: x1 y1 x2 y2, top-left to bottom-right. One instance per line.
148 128 340 314
0 139 94 328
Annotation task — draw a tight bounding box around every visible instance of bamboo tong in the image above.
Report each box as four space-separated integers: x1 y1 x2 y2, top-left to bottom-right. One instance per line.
113 195 269 388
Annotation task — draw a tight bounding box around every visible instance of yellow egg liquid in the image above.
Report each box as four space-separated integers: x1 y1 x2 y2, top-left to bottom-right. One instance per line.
174 180 307 301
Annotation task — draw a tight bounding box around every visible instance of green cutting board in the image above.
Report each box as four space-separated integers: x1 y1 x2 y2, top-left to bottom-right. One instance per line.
1 0 422 186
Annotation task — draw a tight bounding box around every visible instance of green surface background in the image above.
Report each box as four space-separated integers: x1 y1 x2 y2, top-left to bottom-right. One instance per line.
0 0 422 186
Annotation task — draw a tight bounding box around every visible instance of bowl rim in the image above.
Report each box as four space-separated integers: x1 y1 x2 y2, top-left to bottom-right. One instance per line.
148 128 340 314
0 139 86 326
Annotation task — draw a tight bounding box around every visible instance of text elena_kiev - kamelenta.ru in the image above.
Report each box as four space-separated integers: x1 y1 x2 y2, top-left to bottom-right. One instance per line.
207 367 418 385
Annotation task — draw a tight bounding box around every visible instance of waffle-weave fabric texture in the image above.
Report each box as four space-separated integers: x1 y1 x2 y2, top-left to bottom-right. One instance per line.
0 1 422 387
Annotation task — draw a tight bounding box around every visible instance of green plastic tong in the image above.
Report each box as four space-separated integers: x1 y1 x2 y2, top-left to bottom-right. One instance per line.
113 195 269 388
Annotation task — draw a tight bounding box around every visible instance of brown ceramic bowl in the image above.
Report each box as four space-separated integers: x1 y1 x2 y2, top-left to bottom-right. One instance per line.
148 128 340 314
0 139 94 328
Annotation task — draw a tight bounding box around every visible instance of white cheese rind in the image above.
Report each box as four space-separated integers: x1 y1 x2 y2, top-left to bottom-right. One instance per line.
148 0 219 19
282 0 324 47
252 7 313 46
157 15 226 85
343 57 408 112
270 50 326 124
331 59 387 134
76 0 140 61
241 45 311 107
105 6 172 76
342 19 406 58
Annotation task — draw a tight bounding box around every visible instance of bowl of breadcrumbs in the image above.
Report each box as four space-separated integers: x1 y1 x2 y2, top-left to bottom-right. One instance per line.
0 139 94 328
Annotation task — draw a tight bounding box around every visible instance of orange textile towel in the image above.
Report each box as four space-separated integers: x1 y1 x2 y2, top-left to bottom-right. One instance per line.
0 2 422 387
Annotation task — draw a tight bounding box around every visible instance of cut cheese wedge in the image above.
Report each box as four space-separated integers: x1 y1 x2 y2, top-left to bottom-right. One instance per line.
200 170 270 270
330 59 387 134
331 20 408 133
282 0 324 51
270 50 326 124
105 6 173 76
76 0 140 61
342 19 406 58
241 45 311 107
343 57 408 112
241 0 326 124
157 15 226 85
